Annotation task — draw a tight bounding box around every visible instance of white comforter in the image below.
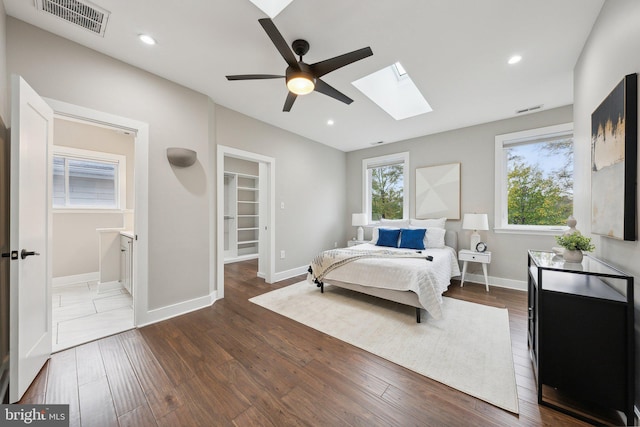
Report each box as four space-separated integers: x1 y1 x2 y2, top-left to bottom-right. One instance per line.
323 243 461 319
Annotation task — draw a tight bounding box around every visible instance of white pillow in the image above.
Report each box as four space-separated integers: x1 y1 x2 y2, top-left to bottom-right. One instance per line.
408 226 446 248
410 217 446 229
379 219 410 227
425 227 446 248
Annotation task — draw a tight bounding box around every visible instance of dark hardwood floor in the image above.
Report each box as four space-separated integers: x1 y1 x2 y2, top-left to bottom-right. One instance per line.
19 259 594 426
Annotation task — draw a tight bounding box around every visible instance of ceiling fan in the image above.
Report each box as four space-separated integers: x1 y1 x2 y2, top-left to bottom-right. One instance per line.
226 18 373 112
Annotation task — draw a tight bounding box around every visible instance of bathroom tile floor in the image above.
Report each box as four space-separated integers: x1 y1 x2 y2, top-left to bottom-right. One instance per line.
52 281 134 352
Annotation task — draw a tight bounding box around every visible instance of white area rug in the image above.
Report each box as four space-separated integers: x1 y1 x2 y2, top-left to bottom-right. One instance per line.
250 281 519 414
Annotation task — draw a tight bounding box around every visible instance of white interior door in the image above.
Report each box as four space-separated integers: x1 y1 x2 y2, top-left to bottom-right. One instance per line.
9 76 53 403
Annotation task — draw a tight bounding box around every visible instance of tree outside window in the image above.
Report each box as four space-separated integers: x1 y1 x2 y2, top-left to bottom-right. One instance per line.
363 152 409 223
370 164 404 220
506 137 573 226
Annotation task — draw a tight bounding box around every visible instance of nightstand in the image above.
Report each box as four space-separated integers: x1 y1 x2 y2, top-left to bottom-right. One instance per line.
347 240 368 247
458 249 491 292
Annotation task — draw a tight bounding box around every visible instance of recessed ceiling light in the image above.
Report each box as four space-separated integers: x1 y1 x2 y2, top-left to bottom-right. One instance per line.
508 55 522 65
139 34 156 45
327 119 334 126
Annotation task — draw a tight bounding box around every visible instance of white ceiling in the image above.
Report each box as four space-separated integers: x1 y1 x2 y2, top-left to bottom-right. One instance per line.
3 0 604 152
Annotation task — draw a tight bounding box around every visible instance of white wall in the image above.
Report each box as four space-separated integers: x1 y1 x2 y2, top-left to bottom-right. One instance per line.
214 105 348 273
346 106 574 284
53 213 122 278
573 0 640 411
0 1 7 122
224 157 259 176
6 18 211 312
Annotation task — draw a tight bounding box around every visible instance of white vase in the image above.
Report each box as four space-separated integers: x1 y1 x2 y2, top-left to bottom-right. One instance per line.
563 249 583 263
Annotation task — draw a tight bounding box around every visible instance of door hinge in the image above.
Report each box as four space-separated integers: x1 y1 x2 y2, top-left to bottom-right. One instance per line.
1 251 19 260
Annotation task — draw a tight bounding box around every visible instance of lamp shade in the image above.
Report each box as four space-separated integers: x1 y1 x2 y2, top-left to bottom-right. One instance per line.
462 213 489 231
352 213 367 226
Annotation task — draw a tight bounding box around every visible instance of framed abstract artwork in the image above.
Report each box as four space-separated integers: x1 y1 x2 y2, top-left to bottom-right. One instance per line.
415 162 460 220
591 73 637 241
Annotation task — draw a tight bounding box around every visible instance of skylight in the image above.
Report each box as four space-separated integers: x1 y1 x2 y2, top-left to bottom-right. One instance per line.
352 62 432 120
248 0 294 18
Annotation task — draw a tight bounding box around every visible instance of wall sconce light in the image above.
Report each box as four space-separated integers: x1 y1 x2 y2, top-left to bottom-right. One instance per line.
167 147 197 167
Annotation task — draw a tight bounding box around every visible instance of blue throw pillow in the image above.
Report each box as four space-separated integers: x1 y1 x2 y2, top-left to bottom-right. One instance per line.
399 228 426 250
376 228 401 247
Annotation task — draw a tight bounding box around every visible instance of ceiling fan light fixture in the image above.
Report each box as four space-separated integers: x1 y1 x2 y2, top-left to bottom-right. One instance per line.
287 75 315 95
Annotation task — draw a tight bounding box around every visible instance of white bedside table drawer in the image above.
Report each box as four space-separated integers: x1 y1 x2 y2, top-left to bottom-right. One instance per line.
458 250 492 292
458 250 491 263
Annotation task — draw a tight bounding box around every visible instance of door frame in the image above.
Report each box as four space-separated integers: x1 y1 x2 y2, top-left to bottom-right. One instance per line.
216 145 275 296
44 98 149 326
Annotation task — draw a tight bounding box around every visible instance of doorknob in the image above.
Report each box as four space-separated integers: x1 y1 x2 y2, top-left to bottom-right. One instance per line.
21 249 40 259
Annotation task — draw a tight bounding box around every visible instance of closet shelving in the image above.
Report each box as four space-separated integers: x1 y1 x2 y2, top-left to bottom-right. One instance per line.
224 172 259 262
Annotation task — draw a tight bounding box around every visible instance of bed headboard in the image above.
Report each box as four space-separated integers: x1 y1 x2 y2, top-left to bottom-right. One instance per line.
445 230 458 252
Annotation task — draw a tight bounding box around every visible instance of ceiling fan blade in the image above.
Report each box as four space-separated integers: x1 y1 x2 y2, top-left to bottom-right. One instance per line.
310 47 373 78
258 18 299 69
226 74 284 81
314 79 353 105
283 92 297 112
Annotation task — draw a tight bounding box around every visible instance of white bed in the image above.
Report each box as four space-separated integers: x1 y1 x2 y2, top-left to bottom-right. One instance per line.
309 230 460 323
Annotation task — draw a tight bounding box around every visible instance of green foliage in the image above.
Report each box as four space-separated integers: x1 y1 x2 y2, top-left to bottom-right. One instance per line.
371 165 403 220
507 160 573 225
555 233 595 251
506 140 573 226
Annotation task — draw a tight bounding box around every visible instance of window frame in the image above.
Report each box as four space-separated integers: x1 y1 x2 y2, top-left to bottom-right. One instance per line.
362 152 410 224
52 146 126 211
494 122 573 235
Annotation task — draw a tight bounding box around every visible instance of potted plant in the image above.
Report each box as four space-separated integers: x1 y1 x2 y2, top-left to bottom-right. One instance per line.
555 233 595 263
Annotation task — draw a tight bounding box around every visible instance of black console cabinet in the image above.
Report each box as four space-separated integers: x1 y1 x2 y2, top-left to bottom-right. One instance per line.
527 250 634 425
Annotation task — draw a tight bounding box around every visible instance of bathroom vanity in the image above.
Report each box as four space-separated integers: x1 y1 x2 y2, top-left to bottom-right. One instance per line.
120 231 134 296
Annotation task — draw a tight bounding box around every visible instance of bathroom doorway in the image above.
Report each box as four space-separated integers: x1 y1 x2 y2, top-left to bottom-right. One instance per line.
50 117 135 351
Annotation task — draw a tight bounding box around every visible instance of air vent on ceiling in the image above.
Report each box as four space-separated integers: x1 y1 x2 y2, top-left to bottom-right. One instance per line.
516 104 543 114
35 0 110 36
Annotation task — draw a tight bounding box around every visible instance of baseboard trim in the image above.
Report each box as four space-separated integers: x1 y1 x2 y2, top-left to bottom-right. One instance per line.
53 272 99 287
137 291 218 327
461 273 526 291
272 265 309 283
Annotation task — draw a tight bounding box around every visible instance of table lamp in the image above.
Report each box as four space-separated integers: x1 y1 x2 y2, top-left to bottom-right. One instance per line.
352 213 367 241
462 213 488 251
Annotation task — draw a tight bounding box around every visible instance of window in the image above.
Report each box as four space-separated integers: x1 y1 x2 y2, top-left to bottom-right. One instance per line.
494 123 574 234
53 147 126 210
362 152 409 223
